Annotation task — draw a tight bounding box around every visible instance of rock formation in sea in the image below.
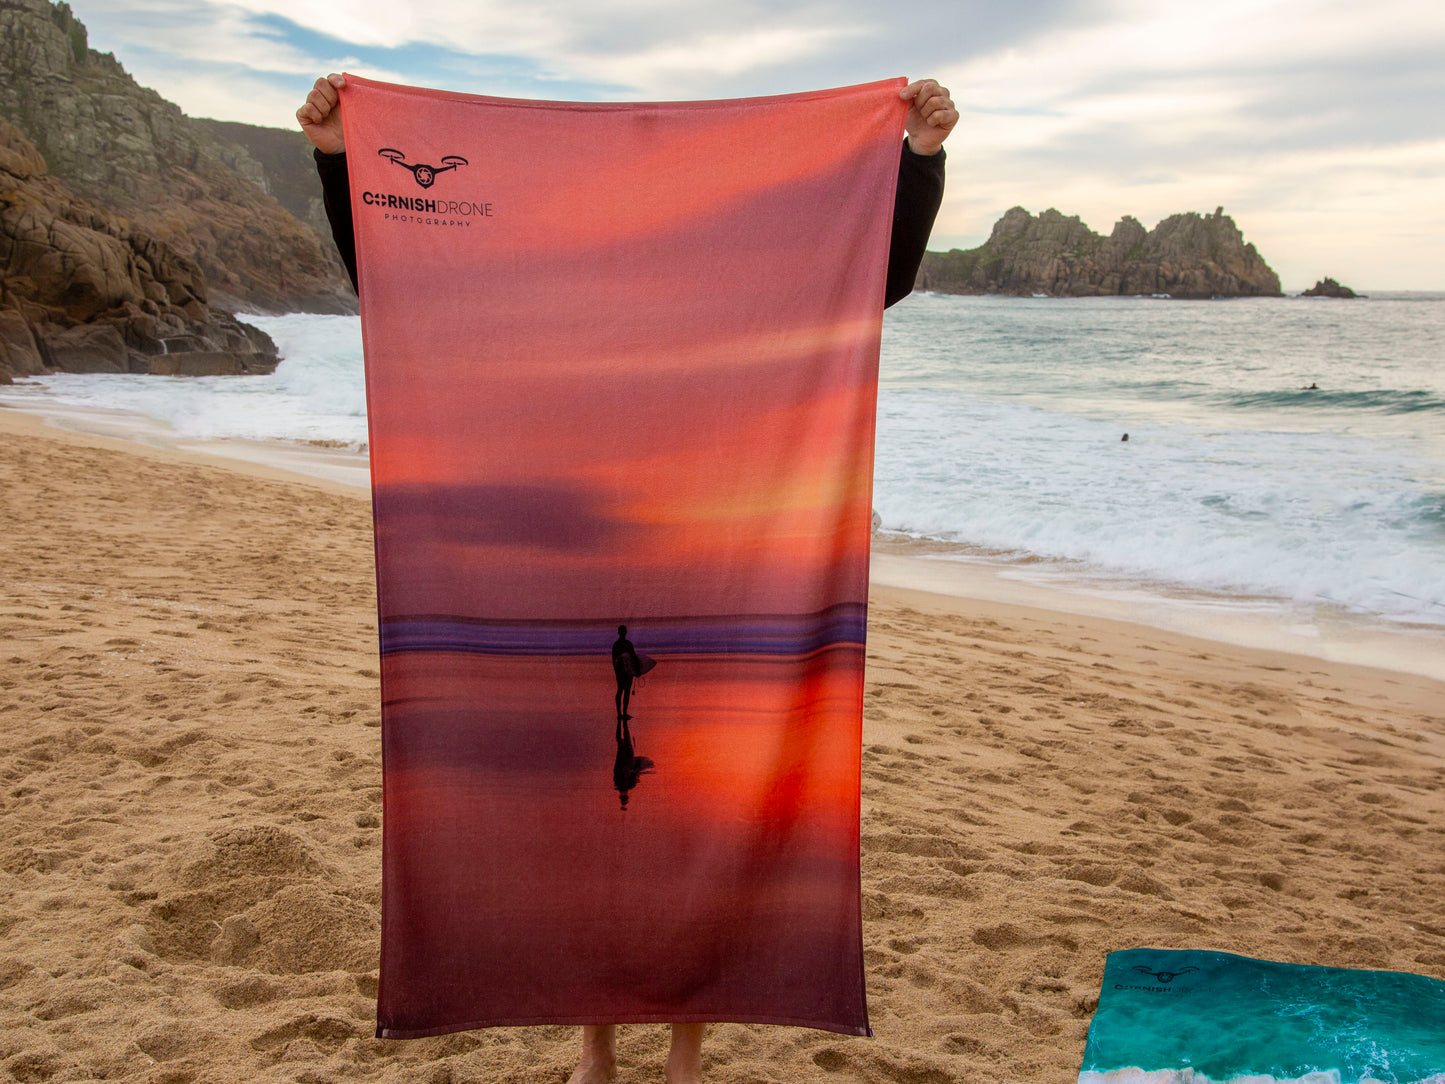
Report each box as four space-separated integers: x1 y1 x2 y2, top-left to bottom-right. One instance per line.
916 206 1282 299
0 0 356 379
0 118 278 381
1300 277 1360 299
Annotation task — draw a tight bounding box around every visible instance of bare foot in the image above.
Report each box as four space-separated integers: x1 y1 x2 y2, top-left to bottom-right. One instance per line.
664 1022 705 1083
568 1024 617 1084
663 1061 702 1084
566 1055 616 1084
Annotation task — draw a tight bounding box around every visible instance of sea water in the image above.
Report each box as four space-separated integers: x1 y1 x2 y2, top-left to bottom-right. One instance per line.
875 294 1445 631
2 314 370 447
4 295 1443 636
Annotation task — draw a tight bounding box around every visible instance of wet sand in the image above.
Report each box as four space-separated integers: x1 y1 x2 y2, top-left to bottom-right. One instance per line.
2 407 1442 1083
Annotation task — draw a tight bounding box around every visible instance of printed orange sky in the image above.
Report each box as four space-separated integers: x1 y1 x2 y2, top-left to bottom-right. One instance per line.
344 76 907 620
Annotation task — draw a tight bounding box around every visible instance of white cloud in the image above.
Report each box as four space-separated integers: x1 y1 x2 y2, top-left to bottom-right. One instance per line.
78 0 1090 101
69 0 1445 287
907 0 1445 287
564 25 869 95
936 137 1445 290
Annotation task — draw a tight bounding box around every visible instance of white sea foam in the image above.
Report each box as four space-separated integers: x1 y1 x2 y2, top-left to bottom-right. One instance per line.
5 314 367 447
874 294 1445 630
872 391 1445 627
6 299 1444 633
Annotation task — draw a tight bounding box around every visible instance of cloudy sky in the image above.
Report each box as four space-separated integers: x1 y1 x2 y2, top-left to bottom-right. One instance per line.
77 0 1445 290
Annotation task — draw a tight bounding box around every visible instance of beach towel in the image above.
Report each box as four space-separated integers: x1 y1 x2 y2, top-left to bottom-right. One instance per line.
340 75 907 1038
1080 949 1445 1084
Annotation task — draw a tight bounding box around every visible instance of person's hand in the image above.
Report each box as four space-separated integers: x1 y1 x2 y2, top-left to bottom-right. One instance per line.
297 73 346 154
900 79 957 156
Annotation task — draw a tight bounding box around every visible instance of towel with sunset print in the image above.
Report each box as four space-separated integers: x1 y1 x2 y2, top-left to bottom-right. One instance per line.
341 74 906 1039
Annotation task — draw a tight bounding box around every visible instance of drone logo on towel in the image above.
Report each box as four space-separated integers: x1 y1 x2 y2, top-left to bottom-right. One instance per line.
378 148 468 189
1132 965 1199 984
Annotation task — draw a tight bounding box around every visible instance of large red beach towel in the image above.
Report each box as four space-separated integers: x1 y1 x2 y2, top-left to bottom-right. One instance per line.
341 75 905 1038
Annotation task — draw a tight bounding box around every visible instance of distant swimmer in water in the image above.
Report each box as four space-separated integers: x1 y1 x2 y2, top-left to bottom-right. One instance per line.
1121 433 1129 442
1302 382 1319 390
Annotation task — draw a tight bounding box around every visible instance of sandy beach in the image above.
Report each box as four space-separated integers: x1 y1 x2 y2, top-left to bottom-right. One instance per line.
2 406 1442 1083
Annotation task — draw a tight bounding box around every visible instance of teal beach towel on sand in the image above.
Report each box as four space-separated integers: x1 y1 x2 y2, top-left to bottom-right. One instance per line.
1080 949 1445 1084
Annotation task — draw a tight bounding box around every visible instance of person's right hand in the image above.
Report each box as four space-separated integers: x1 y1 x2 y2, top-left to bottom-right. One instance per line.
297 73 346 154
900 79 957 156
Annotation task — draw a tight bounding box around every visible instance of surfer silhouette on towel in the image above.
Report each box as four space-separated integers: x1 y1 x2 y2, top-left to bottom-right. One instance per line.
611 625 657 809
611 624 655 722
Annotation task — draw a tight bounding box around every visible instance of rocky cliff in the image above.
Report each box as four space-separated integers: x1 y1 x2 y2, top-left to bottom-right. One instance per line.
917 206 1282 299
0 117 278 381
193 118 337 250
0 0 352 316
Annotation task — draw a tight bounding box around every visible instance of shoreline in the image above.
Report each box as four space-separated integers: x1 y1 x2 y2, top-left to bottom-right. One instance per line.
3 393 1442 684
869 548 1445 685
2 406 1441 1083
0 398 369 497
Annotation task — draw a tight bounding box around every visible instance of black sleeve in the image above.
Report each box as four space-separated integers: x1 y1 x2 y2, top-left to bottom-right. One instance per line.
315 149 358 293
884 140 946 308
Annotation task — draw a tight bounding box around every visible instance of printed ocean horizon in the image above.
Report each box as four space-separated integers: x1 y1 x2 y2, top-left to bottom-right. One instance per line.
3 292 1443 675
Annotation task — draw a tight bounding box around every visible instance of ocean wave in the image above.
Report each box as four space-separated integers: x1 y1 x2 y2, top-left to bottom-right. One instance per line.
1215 388 1445 415
8 300 1445 632
873 393 1445 627
1092 383 1445 416
7 314 368 447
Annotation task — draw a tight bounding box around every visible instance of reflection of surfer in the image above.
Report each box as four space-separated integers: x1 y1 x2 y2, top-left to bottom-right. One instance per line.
610 624 655 721
613 715 654 811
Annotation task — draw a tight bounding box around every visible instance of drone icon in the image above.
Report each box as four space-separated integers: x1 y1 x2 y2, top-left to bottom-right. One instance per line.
1132 965 1199 984
378 148 468 189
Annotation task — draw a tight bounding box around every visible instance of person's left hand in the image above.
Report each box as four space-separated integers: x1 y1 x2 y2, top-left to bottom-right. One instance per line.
900 79 958 156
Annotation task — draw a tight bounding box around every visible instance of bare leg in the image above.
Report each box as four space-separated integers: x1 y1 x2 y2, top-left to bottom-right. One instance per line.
664 1022 705 1084
567 1024 617 1084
